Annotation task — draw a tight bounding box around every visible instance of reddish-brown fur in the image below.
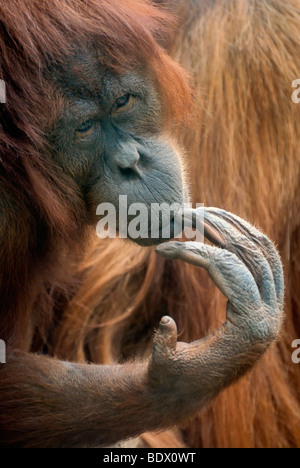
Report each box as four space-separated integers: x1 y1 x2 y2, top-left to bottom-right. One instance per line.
0 0 299 448
0 0 191 348
53 0 300 448
0 0 193 447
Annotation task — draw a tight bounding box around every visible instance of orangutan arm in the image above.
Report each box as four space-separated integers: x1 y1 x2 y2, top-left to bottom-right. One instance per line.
0 208 284 448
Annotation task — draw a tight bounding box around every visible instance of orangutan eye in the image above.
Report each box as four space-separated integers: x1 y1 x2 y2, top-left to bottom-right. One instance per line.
112 94 135 115
115 94 131 109
76 120 94 134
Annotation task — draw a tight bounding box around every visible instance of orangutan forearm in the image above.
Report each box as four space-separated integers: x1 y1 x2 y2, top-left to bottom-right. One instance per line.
0 354 154 448
0 321 275 449
0 333 268 449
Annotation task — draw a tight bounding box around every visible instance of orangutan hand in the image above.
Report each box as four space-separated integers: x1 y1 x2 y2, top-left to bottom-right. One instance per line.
151 208 284 407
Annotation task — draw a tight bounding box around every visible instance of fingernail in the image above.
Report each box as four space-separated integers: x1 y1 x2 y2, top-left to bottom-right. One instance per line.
160 316 171 325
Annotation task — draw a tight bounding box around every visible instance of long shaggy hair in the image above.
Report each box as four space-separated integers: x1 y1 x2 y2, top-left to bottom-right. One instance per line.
52 0 300 448
0 0 191 347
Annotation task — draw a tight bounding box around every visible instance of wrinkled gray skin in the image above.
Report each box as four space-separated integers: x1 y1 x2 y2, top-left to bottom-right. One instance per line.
155 207 284 358
50 52 184 245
